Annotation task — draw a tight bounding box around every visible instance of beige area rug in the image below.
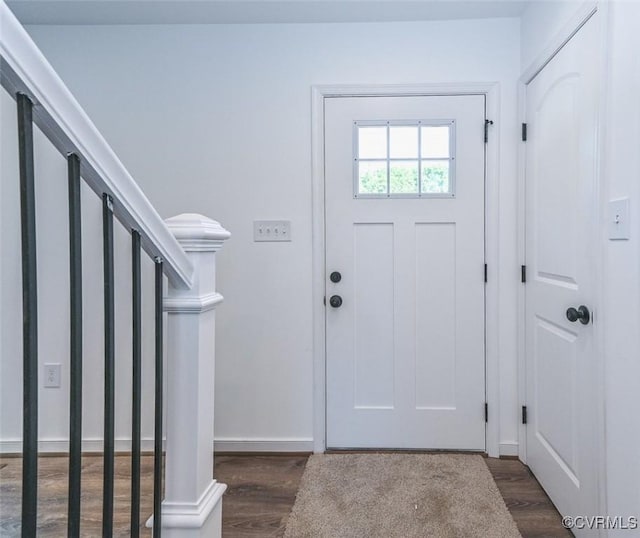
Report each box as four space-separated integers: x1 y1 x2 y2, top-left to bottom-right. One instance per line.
284 454 521 538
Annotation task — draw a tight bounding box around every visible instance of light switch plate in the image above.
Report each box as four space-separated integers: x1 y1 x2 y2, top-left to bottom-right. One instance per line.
609 198 630 240
253 220 291 242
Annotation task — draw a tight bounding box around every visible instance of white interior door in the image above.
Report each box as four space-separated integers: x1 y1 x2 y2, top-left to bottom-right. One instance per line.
524 14 600 530
325 95 486 449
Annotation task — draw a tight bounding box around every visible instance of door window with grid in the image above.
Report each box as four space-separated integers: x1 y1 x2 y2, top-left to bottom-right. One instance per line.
354 120 455 198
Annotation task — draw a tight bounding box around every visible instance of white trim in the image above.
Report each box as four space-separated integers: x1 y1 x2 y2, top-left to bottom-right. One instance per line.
0 437 163 454
516 79 528 465
213 438 314 453
312 83 502 99
499 442 519 458
0 2 193 289
311 85 326 454
146 480 226 529
164 292 224 314
311 83 501 457
483 85 501 460
592 0 610 522
516 0 608 518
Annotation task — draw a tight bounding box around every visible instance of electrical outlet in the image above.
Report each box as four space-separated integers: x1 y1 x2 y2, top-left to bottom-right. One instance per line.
43 363 61 388
253 220 292 242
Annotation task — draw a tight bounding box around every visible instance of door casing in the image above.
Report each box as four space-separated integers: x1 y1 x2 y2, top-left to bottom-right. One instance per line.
311 83 500 455
516 0 607 519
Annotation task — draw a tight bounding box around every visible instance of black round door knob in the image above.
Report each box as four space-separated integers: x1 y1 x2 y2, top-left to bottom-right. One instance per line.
330 271 342 283
566 305 590 325
329 295 343 308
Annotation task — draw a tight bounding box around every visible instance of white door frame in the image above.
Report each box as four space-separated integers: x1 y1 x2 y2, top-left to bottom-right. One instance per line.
516 0 608 517
311 83 501 456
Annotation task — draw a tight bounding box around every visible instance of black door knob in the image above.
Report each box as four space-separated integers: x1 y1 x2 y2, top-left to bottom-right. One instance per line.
566 305 590 325
330 271 342 283
329 295 343 308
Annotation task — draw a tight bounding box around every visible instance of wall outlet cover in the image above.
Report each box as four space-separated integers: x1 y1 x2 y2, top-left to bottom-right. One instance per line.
44 363 61 388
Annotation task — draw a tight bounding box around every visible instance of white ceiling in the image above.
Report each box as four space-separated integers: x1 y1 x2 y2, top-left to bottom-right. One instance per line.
7 0 530 25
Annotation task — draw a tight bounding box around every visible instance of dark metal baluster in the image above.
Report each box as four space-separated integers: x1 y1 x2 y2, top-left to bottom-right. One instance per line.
153 258 163 537
102 193 115 538
17 92 38 538
67 153 83 537
130 231 142 538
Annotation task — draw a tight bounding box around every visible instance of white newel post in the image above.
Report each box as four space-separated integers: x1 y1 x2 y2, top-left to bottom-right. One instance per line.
157 213 230 537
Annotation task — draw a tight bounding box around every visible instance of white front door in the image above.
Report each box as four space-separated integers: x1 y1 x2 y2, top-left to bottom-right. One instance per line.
524 14 600 530
325 95 486 449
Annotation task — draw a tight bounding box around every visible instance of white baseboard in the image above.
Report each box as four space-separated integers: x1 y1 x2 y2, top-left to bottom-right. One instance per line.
498 442 519 457
2 438 515 456
0 438 162 454
1 437 314 454
214 438 314 453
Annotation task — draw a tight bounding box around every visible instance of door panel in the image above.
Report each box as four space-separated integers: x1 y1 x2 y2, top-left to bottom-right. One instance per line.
353 222 394 408
415 222 456 410
525 14 599 531
325 95 486 449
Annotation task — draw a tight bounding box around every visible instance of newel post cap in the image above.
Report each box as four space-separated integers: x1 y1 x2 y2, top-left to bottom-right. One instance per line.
165 213 231 252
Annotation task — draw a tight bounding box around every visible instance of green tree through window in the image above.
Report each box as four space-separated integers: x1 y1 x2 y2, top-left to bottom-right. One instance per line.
359 162 449 195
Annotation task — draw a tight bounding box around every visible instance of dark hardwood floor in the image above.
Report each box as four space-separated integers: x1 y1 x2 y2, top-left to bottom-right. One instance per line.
0 453 570 537
485 457 573 538
216 455 307 537
0 454 156 537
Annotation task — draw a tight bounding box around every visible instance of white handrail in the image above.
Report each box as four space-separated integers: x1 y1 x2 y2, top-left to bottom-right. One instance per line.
0 0 193 289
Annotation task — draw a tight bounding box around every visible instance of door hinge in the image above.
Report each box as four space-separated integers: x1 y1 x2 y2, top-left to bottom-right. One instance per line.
484 403 489 423
323 296 326 306
521 123 528 142
484 263 488 283
521 265 527 283
484 119 494 143
522 405 528 425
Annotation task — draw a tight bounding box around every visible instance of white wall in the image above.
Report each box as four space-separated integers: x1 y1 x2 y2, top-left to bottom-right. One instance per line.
520 1 640 532
600 2 640 532
520 0 589 70
5 17 521 451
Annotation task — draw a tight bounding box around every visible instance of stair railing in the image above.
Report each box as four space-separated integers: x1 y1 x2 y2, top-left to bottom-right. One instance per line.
0 2 229 536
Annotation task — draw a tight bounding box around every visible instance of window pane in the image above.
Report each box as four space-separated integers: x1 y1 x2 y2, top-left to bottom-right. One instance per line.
358 127 387 159
359 161 388 194
390 126 418 158
421 126 450 158
421 161 450 193
390 161 419 194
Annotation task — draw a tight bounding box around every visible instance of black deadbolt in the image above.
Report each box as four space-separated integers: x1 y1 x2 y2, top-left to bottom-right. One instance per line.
329 295 343 308
566 305 590 325
330 271 342 283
